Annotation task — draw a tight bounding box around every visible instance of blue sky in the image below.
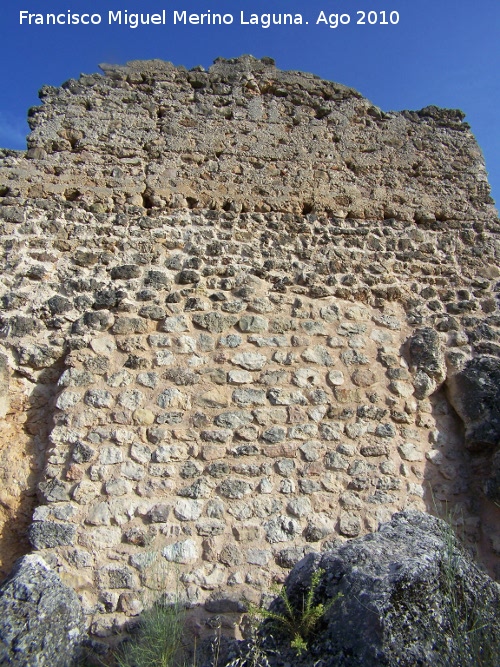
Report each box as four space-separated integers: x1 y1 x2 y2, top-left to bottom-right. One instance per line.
1 0 499 206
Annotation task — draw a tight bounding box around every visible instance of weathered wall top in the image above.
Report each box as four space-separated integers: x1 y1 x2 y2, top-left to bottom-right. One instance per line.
0 57 499 640
0 55 496 221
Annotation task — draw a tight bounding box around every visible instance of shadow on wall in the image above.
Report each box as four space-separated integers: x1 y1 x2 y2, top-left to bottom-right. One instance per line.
0 359 62 582
423 383 500 581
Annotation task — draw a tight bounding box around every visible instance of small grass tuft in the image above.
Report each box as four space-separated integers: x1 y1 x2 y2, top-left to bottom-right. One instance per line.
114 598 187 667
111 553 195 667
431 497 500 667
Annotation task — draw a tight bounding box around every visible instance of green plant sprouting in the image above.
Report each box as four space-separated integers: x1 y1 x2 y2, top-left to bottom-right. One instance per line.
111 554 193 667
430 496 500 667
246 567 341 656
114 598 187 667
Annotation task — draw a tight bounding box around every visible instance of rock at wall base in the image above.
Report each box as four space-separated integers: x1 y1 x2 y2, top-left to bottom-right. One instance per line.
215 510 500 667
0 555 86 667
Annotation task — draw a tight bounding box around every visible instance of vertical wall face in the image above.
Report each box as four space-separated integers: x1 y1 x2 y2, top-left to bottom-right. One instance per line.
0 56 499 636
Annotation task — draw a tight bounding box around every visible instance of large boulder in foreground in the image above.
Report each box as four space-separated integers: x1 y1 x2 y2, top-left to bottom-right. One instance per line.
0 554 86 666
224 511 500 667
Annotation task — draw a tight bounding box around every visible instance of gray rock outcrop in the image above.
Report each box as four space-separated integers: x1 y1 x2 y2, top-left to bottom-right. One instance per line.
447 356 500 502
0 555 86 666
447 356 500 449
233 510 500 667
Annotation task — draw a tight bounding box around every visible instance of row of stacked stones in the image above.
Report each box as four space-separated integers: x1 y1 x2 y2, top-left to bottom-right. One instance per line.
0 56 498 638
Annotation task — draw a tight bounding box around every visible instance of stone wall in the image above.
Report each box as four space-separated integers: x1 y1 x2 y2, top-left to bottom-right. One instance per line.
0 55 499 639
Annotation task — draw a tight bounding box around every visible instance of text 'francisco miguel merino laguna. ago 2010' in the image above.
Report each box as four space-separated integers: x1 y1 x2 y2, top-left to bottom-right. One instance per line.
19 9 401 29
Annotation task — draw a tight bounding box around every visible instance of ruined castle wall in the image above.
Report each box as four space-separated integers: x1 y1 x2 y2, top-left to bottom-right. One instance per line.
0 56 499 637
